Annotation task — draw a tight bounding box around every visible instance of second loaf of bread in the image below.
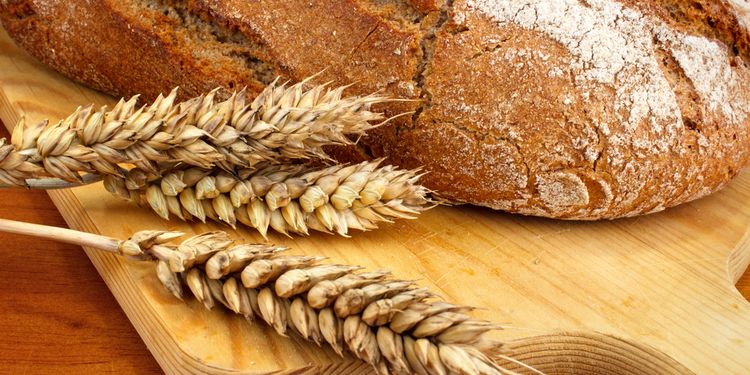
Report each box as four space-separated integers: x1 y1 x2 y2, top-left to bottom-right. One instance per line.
1 0 749 219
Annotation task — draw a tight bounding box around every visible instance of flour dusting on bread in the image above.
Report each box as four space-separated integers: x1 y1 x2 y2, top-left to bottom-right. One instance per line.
656 29 746 125
462 0 747 131
729 0 750 27
536 172 589 211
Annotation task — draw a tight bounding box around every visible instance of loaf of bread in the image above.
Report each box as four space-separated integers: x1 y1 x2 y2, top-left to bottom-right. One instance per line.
2 0 750 219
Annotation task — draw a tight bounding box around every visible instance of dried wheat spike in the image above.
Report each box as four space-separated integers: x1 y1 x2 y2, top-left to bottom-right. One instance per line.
0 78 390 186
104 160 433 237
120 230 512 375
0 138 46 187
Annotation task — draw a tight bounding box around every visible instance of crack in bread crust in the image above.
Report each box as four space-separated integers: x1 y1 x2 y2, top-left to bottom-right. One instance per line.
410 0 455 127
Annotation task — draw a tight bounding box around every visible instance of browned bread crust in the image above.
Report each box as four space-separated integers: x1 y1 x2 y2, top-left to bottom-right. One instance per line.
2 0 749 219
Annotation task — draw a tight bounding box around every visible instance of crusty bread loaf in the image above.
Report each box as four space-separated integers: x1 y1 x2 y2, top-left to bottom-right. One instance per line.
2 0 750 219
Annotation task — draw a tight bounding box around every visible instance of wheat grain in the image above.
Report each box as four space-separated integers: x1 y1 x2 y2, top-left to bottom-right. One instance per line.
104 159 432 237
0 78 390 186
115 229 513 375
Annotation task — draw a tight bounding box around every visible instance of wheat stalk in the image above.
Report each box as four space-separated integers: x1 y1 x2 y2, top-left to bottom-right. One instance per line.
103 160 433 238
0 78 390 187
0 219 522 375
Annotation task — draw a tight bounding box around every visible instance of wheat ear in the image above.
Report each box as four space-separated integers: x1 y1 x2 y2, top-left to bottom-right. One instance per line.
103 160 433 238
0 78 390 187
0 219 519 375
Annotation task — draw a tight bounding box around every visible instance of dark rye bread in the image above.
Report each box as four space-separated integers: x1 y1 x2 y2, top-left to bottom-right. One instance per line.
1 0 750 219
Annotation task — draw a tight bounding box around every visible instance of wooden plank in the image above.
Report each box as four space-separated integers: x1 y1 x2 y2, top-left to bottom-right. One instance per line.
1 27 749 374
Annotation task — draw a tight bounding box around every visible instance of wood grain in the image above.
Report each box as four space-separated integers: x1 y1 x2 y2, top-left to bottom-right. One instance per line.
1 26 750 375
0 125 161 374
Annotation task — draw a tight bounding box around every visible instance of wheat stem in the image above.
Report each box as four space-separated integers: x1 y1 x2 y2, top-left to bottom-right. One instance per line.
0 218 120 252
0 174 104 189
0 78 391 187
0 219 517 375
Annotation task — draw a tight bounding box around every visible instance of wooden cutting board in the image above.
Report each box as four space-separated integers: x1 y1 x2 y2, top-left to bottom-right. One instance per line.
1 27 749 375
